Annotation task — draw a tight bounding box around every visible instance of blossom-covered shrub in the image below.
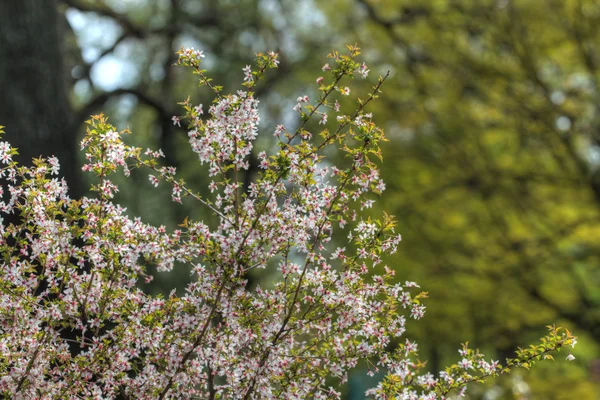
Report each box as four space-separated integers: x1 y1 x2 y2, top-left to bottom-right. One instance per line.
0 46 576 399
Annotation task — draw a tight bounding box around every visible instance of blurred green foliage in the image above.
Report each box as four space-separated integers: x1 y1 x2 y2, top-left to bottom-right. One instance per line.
61 0 600 397
321 1 600 398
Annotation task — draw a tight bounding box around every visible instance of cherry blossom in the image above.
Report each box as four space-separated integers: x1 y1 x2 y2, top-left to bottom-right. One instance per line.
0 48 576 400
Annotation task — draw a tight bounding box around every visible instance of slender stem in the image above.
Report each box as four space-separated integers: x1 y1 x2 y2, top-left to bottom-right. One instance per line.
242 141 367 399
207 364 216 400
14 329 48 394
158 281 226 399
235 71 389 265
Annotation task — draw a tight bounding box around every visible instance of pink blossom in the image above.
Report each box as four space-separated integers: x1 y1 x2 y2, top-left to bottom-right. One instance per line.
0 48 573 400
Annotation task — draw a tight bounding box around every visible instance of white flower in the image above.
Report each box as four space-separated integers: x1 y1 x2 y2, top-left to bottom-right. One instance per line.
243 65 253 82
48 156 60 175
319 113 328 125
357 62 370 79
458 358 474 370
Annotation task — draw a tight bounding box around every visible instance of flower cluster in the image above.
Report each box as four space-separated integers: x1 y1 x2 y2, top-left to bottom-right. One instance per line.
368 325 577 399
0 46 576 399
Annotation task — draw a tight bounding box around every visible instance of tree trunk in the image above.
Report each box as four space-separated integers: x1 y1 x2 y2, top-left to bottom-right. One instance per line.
0 0 81 197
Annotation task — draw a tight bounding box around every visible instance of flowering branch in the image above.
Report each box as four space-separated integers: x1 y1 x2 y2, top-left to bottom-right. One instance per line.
0 46 576 400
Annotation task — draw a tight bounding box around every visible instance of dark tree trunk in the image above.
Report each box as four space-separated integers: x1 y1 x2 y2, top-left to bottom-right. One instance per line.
0 0 81 197
0 2 88 363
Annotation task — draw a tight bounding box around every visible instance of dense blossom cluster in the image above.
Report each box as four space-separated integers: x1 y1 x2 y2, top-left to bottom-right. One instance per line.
0 46 576 399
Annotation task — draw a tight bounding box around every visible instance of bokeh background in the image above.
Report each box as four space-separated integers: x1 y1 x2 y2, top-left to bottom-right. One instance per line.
1 0 599 398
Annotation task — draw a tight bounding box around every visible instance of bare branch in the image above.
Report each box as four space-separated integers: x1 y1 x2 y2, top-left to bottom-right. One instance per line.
75 88 169 128
61 0 145 37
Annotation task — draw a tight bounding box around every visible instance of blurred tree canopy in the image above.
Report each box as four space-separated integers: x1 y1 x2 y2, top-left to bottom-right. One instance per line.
322 0 600 397
1 0 599 398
